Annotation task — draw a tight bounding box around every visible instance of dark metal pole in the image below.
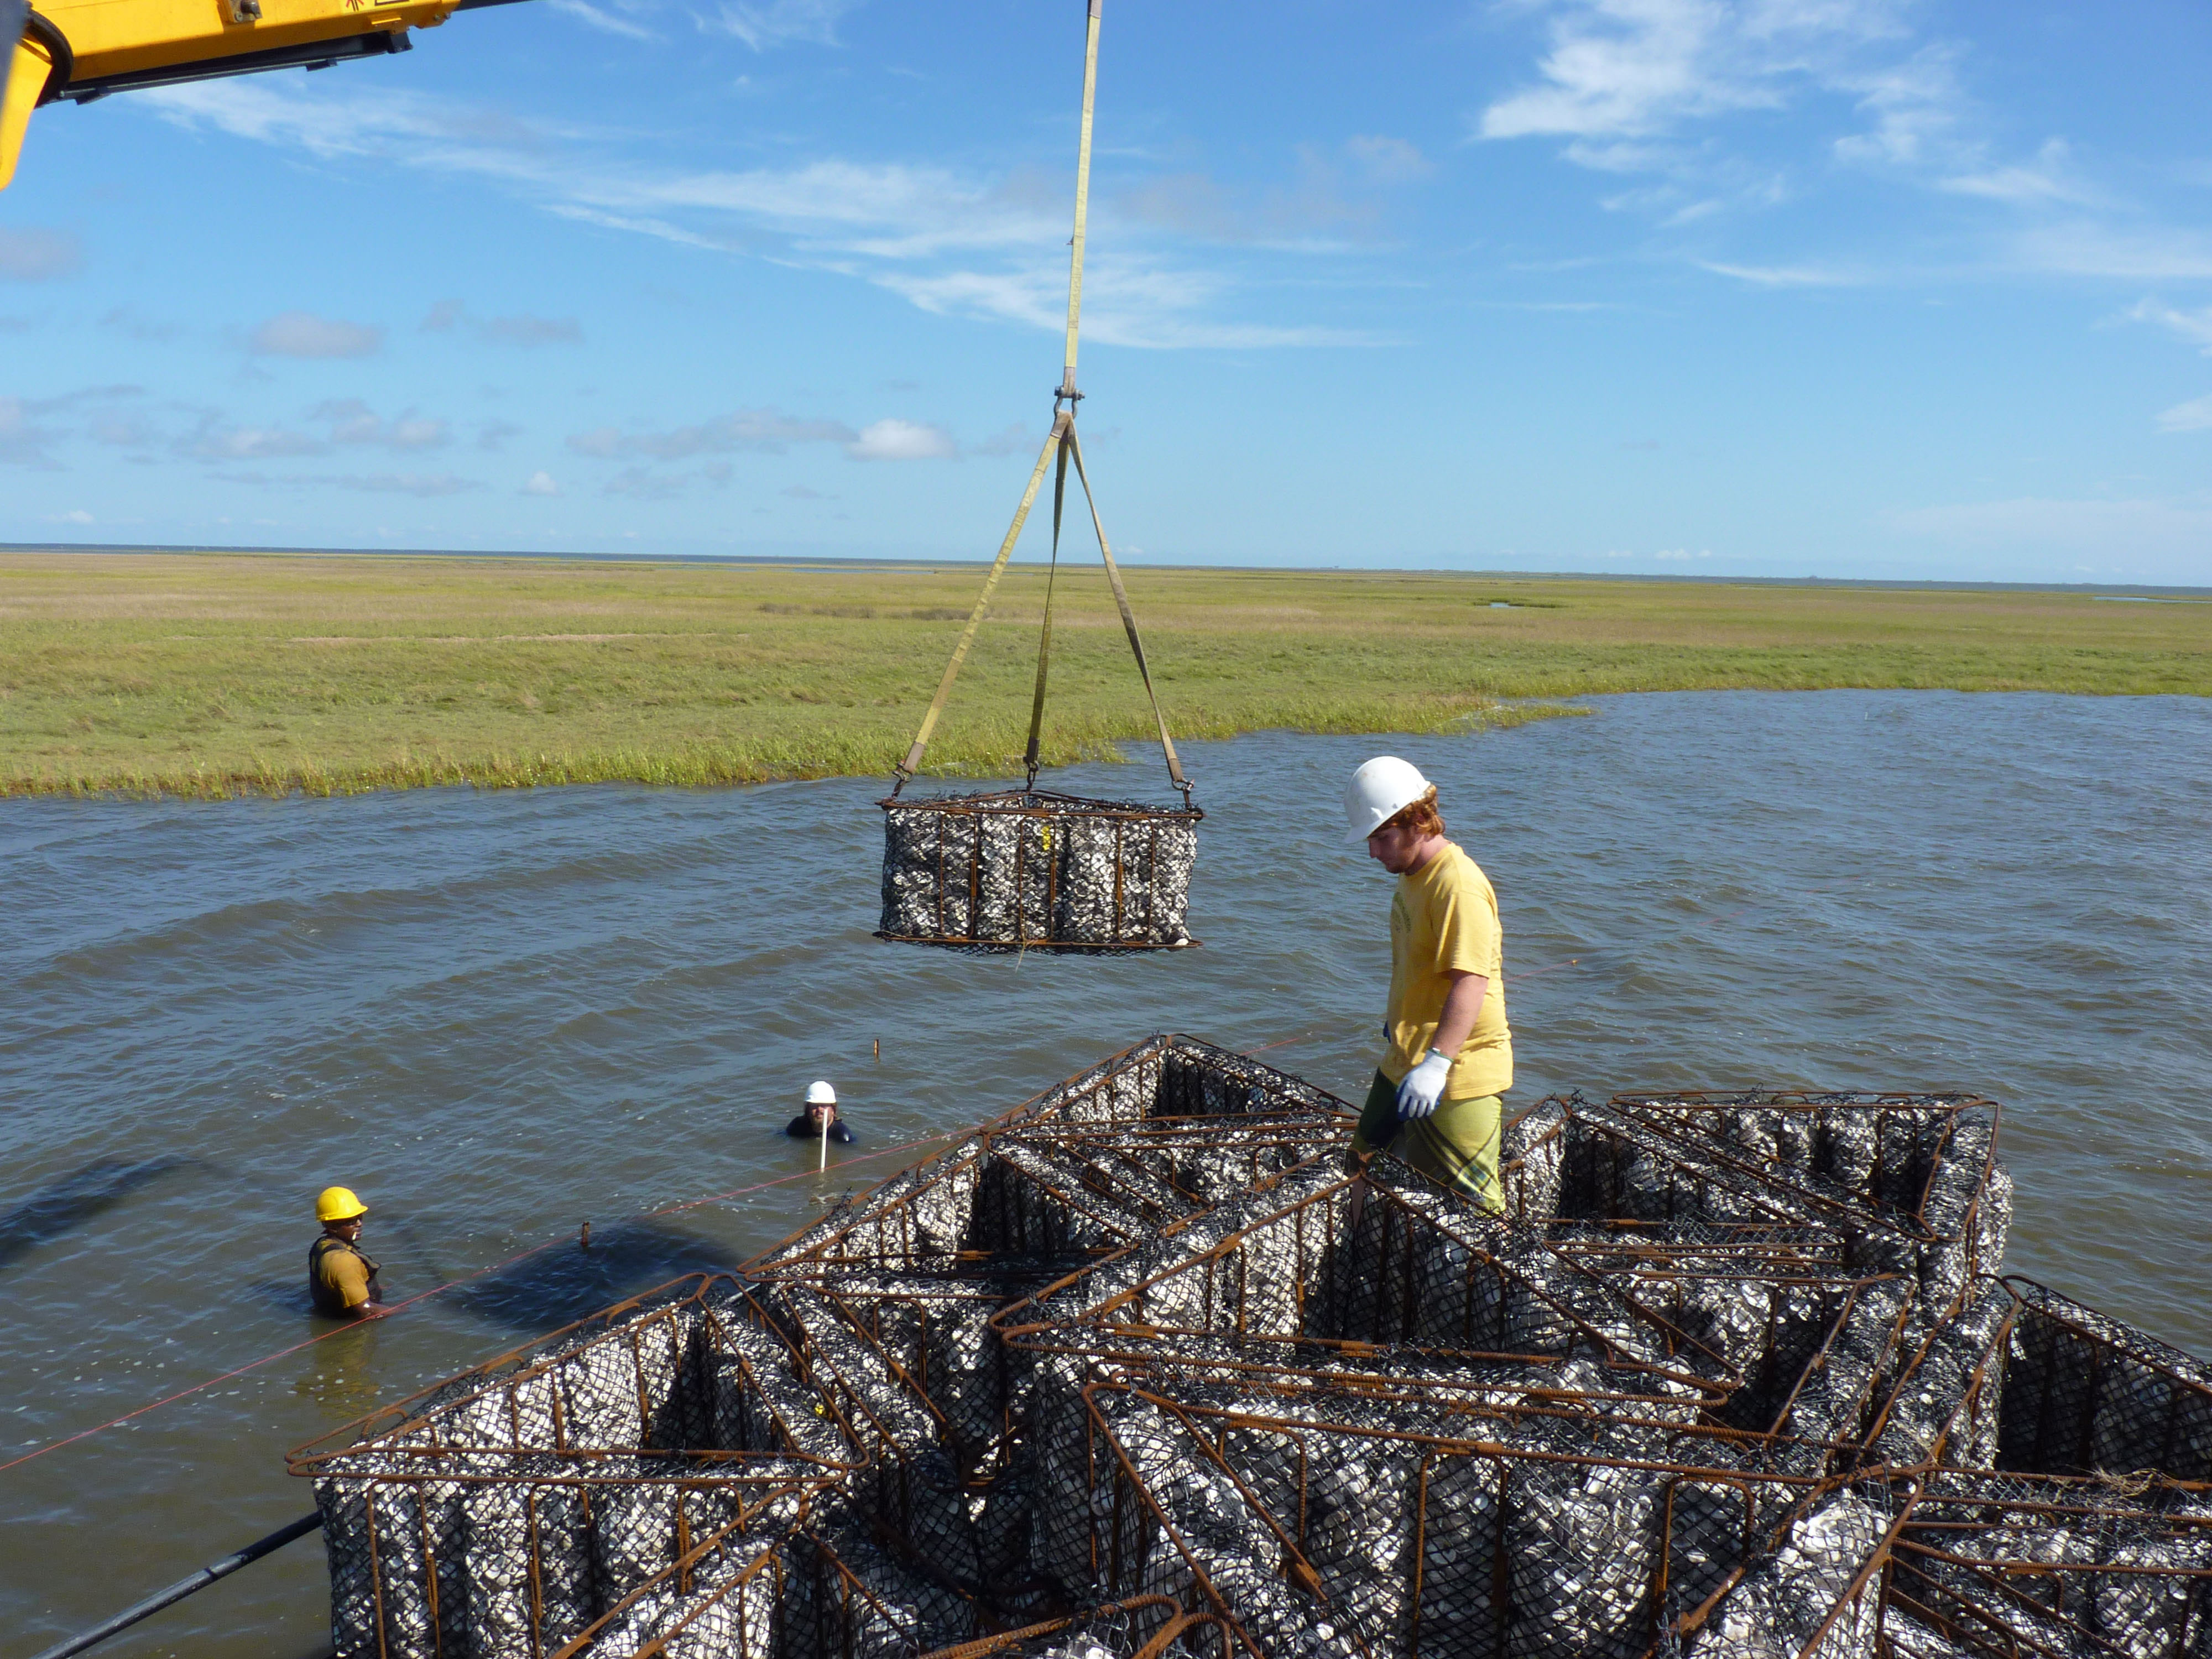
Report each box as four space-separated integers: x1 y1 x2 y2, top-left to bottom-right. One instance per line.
27 1511 322 1659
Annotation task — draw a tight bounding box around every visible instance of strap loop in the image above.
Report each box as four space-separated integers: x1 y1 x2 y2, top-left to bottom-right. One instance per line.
1022 430 1072 791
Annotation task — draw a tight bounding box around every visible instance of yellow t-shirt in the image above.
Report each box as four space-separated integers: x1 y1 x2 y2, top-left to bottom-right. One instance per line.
1383 842 1512 1099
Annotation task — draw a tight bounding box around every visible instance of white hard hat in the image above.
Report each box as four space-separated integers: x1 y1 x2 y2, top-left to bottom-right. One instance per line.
805 1081 837 1105
1345 757 1432 844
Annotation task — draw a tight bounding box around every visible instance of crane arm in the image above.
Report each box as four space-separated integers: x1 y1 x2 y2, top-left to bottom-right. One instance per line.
2 0 525 189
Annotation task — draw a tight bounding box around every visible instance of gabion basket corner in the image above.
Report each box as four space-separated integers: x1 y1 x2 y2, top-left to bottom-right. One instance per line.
877 789 1203 954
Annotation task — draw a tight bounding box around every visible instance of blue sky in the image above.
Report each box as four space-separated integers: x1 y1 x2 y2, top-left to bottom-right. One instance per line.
2 0 2208 582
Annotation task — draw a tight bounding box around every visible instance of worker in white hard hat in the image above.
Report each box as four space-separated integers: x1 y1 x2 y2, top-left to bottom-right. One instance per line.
785 1080 856 1145
1343 757 1512 1214
309 1186 388 1319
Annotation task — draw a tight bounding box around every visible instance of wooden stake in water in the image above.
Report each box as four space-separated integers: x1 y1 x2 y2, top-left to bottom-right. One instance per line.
818 1124 827 1175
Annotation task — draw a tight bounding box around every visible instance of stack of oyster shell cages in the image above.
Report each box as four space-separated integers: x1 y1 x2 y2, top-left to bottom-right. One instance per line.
288 1276 851 1659
724 1036 1360 1635
298 1040 2212 1659
1688 1276 2212 1659
978 1088 2020 1653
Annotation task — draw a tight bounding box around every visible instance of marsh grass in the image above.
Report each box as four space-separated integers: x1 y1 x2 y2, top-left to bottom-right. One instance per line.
2 552 2203 799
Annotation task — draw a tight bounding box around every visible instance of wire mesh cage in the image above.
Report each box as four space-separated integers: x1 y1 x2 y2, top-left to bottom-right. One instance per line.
290 1277 855 1659
1507 1092 2012 1352
1998 1277 2212 1485
1065 1376 1877 1659
295 1040 2212 1659
1878 1469 2212 1659
878 790 1203 954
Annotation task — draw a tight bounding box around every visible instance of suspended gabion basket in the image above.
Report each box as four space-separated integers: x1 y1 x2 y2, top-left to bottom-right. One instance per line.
878 788 1201 952
875 1 1199 955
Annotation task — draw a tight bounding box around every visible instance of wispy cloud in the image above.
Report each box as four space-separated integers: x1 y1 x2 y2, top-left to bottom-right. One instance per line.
330 472 484 496
1476 0 2119 274
174 415 324 461
846 418 953 461
312 398 452 450
1936 138 2094 206
0 397 65 468
0 227 84 280
545 0 659 42
568 408 857 458
1698 259 1861 286
2125 298 2212 353
707 0 857 50
249 310 383 358
422 299 585 346
1479 0 1911 145
2155 394 2212 434
141 80 1381 353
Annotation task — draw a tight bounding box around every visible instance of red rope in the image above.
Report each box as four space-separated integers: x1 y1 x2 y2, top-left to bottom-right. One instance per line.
0 1132 948 1479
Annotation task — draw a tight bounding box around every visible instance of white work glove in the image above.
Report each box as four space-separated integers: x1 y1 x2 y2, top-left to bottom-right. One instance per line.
1396 1051 1452 1120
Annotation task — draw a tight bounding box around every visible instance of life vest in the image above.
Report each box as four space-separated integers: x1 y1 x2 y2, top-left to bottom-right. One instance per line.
308 1234 381 1317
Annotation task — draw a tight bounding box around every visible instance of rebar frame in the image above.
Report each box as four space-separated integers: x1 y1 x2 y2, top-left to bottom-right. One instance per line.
1068 1376 1888 1659
1877 1469 2212 1659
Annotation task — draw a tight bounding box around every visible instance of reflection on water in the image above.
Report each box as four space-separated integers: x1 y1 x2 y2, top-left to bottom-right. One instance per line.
1 690 2207 1654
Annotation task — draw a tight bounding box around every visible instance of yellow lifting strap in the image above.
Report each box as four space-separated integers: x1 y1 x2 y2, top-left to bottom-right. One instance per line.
893 413 1066 790
893 0 1188 803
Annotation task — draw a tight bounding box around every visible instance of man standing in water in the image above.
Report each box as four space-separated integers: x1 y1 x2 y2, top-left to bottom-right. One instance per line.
1345 757 1512 1215
309 1186 387 1319
784 1080 857 1145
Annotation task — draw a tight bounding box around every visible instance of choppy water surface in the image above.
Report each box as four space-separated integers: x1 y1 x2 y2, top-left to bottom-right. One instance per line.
3 690 2208 1654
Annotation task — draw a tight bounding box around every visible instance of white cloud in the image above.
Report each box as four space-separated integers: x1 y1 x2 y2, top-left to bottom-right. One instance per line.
250 310 383 358
1936 138 2093 206
312 399 451 450
174 417 324 460
2155 394 2212 434
0 227 84 280
141 80 1374 354
845 419 955 462
2125 298 2212 353
2018 227 2212 281
568 409 857 458
1479 0 1914 146
422 300 584 345
0 396 62 466
1698 259 1860 286
546 0 659 41
1346 135 1433 185
49 509 95 524
522 471 562 495
707 0 857 50
483 314 584 346
1830 46 1963 169
1478 1 2127 262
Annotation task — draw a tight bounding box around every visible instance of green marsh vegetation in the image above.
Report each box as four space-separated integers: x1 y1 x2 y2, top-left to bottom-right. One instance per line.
2 552 2204 798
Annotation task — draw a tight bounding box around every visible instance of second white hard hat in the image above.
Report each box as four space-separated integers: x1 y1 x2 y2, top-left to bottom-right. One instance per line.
805 1080 837 1105
1344 756 1433 844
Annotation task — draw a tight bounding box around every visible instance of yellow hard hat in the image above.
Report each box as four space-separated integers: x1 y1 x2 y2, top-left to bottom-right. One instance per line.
316 1186 368 1223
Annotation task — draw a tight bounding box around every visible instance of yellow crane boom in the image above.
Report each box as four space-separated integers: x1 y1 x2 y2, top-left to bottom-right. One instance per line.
2 0 521 189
